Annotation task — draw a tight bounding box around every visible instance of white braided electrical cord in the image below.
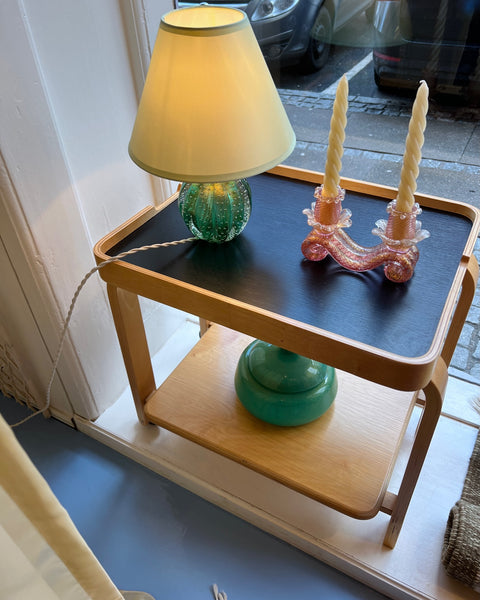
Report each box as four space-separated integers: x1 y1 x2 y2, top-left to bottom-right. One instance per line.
10 237 196 428
212 584 227 600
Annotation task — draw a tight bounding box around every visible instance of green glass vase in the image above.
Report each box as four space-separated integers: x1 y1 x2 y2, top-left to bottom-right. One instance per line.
235 340 337 426
178 179 251 243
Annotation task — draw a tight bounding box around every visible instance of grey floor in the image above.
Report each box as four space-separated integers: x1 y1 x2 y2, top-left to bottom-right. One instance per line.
2 395 389 599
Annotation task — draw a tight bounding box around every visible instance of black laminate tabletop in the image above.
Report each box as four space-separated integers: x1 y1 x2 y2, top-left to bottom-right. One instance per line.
108 172 474 360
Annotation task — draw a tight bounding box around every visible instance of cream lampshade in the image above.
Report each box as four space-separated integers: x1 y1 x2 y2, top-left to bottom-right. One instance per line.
129 5 295 242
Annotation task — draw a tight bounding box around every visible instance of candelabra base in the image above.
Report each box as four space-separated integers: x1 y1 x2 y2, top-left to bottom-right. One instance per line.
302 186 430 283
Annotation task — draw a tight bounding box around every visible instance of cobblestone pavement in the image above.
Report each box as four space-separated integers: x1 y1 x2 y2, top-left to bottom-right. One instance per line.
279 88 480 385
279 88 480 123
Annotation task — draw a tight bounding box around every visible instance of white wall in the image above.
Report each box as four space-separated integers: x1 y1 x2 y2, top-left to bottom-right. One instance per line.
0 0 184 421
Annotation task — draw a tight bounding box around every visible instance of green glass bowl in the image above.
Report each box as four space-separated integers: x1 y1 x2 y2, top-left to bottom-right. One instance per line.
234 340 337 426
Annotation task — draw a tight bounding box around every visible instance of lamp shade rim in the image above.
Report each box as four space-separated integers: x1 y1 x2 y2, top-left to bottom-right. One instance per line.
161 6 247 37
128 136 296 183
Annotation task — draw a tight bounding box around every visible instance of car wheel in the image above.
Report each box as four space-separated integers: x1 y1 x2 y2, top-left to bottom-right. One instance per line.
374 68 387 90
300 5 332 73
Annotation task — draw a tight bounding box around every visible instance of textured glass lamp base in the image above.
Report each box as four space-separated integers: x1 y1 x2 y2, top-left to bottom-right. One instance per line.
178 179 252 243
234 340 337 426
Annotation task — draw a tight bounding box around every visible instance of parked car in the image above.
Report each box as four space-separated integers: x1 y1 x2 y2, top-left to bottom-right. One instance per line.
176 0 374 72
373 0 480 99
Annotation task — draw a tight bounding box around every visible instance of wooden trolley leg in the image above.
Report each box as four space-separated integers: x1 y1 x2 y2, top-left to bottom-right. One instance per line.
383 256 478 547
441 255 479 366
107 284 155 425
383 357 448 548
199 318 212 336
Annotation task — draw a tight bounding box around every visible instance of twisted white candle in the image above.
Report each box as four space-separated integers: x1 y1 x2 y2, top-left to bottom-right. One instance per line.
322 75 348 198
396 81 429 212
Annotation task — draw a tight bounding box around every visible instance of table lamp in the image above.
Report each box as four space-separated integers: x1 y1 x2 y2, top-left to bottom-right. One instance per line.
128 5 333 428
129 5 295 243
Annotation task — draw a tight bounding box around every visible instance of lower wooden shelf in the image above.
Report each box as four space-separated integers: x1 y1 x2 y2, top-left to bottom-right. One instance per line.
144 324 417 520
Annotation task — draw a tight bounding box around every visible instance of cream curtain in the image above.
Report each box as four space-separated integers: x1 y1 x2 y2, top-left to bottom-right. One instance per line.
0 413 124 600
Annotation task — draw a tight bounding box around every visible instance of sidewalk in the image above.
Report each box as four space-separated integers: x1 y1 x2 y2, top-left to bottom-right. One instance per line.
279 88 480 384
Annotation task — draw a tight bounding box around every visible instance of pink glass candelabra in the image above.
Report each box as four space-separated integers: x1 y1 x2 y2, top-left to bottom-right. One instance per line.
301 185 430 283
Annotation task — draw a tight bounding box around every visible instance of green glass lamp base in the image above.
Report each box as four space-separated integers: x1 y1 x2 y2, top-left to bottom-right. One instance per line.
234 340 337 426
178 179 252 243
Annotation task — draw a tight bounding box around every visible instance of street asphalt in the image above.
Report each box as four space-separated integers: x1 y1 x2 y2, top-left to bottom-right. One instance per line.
279 87 480 384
